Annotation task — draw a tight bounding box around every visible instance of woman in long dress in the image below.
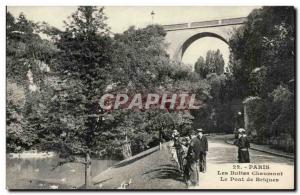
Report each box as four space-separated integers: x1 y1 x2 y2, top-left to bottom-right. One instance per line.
236 129 250 163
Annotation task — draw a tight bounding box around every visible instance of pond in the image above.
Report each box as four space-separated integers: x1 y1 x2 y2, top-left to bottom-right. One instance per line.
6 155 118 189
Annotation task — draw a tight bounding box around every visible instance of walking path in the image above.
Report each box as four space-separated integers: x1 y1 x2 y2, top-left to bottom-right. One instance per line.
91 134 294 190
225 134 294 159
196 134 294 189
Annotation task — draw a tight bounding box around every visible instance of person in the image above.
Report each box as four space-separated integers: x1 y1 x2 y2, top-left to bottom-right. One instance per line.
182 136 191 184
234 129 243 162
235 128 250 163
172 130 184 171
186 140 198 187
159 129 169 150
185 128 208 187
172 129 179 138
195 129 208 173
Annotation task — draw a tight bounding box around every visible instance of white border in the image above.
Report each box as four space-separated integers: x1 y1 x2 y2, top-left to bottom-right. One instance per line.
1 1 299 195
2 0 299 6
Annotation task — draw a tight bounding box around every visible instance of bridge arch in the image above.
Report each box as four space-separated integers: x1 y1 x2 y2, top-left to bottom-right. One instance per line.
175 32 229 62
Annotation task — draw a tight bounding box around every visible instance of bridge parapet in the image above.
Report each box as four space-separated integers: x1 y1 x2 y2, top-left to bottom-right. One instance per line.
190 20 219 28
162 17 247 31
221 17 247 25
162 23 189 31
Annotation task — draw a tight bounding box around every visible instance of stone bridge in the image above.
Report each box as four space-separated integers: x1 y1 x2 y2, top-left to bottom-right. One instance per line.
162 17 247 62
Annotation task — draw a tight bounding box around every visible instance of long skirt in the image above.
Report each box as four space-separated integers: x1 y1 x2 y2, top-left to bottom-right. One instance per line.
187 160 199 186
176 150 184 171
238 149 250 163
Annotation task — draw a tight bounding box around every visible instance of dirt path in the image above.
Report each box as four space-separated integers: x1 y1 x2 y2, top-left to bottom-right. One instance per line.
91 135 294 190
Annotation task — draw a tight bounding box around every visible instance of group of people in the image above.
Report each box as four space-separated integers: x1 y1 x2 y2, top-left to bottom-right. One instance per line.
171 127 251 188
172 128 208 188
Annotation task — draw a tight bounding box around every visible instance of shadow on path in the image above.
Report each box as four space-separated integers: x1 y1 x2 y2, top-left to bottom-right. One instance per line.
143 164 184 182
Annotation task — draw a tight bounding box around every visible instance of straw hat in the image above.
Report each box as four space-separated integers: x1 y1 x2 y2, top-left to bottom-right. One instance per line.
238 128 246 133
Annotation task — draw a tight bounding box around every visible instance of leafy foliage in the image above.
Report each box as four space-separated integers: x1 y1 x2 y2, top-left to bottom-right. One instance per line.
39 6 115 159
6 8 206 159
194 49 224 78
6 12 58 152
7 6 295 159
228 7 295 150
228 6 295 98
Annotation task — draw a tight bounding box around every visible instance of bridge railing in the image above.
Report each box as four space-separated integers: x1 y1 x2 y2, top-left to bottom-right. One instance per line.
162 17 247 31
221 17 247 25
190 20 219 28
162 23 189 31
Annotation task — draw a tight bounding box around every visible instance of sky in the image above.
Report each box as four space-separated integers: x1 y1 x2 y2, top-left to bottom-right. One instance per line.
7 6 259 66
182 37 231 67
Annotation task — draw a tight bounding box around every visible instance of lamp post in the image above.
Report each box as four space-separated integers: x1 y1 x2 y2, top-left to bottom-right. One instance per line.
151 11 155 25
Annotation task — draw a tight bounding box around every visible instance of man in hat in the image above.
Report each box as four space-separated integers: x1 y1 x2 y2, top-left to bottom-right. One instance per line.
186 128 208 187
195 128 208 173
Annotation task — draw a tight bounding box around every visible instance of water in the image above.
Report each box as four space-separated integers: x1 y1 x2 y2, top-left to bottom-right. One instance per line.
6 155 118 189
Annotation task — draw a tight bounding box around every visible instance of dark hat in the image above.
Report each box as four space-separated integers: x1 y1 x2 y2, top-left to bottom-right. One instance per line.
196 128 204 132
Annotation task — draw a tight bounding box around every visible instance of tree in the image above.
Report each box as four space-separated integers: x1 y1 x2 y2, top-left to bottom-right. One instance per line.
111 25 169 89
7 79 28 152
39 6 114 188
194 56 207 78
107 25 198 149
229 6 295 98
228 7 295 149
205 49 224 75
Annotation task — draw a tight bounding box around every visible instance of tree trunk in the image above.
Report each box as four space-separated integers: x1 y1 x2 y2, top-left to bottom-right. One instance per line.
159 129 162 150
122 141 132 159
84 152 92 188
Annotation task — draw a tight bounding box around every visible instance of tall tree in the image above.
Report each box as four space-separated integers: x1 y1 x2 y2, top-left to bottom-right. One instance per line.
194 56 207 78
42 6 113 188
229 6 295 98
205 49 224 75
111 25 169 89
194 49 225 78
